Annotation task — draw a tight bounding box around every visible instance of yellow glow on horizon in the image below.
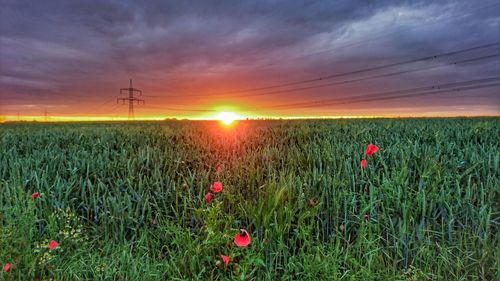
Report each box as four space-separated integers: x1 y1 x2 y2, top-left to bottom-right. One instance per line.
1 110 496 123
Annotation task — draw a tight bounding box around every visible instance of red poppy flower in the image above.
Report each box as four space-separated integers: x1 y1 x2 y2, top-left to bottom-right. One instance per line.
49 240 58 250
234 228 251 247
216 163 221 174
361 159 367 169
364 214 369 222
31 192 40 201
3 263 12 273
204 192 213 203
210 182 223 193
220 255 230 266
365 144 379 156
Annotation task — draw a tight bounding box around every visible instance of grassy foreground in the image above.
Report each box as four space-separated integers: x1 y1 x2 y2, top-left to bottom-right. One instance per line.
0 118 499 280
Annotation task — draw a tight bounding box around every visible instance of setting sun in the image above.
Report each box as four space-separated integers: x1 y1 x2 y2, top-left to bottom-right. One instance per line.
216 112 239 125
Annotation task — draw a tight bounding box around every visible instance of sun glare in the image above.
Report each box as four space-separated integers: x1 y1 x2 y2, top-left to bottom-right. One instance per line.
216 112 239 125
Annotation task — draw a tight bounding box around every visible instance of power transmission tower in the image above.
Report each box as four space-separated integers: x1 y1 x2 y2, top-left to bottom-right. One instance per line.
44 108 48 122
118 79 144 120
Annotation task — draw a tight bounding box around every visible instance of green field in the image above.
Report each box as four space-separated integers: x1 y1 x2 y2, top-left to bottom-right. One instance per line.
1 118 499 280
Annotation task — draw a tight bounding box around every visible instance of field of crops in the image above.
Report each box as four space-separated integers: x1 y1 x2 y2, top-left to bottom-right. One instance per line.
0 118 498 280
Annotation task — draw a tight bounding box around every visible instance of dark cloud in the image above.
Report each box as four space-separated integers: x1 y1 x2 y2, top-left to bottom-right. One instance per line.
1 0 499 118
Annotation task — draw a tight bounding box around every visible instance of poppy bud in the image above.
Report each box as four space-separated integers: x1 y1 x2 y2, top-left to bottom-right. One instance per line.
220 255 230 266
3 263 12 273
31 192 40 201
204 192 213 203
49 240 58 250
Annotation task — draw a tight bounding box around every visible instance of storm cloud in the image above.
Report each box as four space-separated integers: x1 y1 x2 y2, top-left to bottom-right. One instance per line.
1 0 499 118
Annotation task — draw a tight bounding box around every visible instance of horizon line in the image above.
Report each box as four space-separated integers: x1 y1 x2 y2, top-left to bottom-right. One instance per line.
1 114 499 123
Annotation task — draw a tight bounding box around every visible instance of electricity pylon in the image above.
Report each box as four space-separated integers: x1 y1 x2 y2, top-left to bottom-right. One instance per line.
118 79 144 120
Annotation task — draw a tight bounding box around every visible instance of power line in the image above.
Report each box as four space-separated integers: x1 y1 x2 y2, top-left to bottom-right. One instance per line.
207 53 500 99
287 83 500 109
204 42 500 95
143 104 216 113
143 53 500 102
110 47 500 115
266 76 500 110
139 77 500 114
270 77 500 109
106 103 123 115
80 96 119 116
145 42 500 99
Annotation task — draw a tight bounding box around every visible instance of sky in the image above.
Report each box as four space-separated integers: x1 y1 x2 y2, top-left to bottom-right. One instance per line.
1 0 499 121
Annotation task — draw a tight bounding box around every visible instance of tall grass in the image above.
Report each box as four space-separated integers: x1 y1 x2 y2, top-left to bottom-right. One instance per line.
0 118 498 280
